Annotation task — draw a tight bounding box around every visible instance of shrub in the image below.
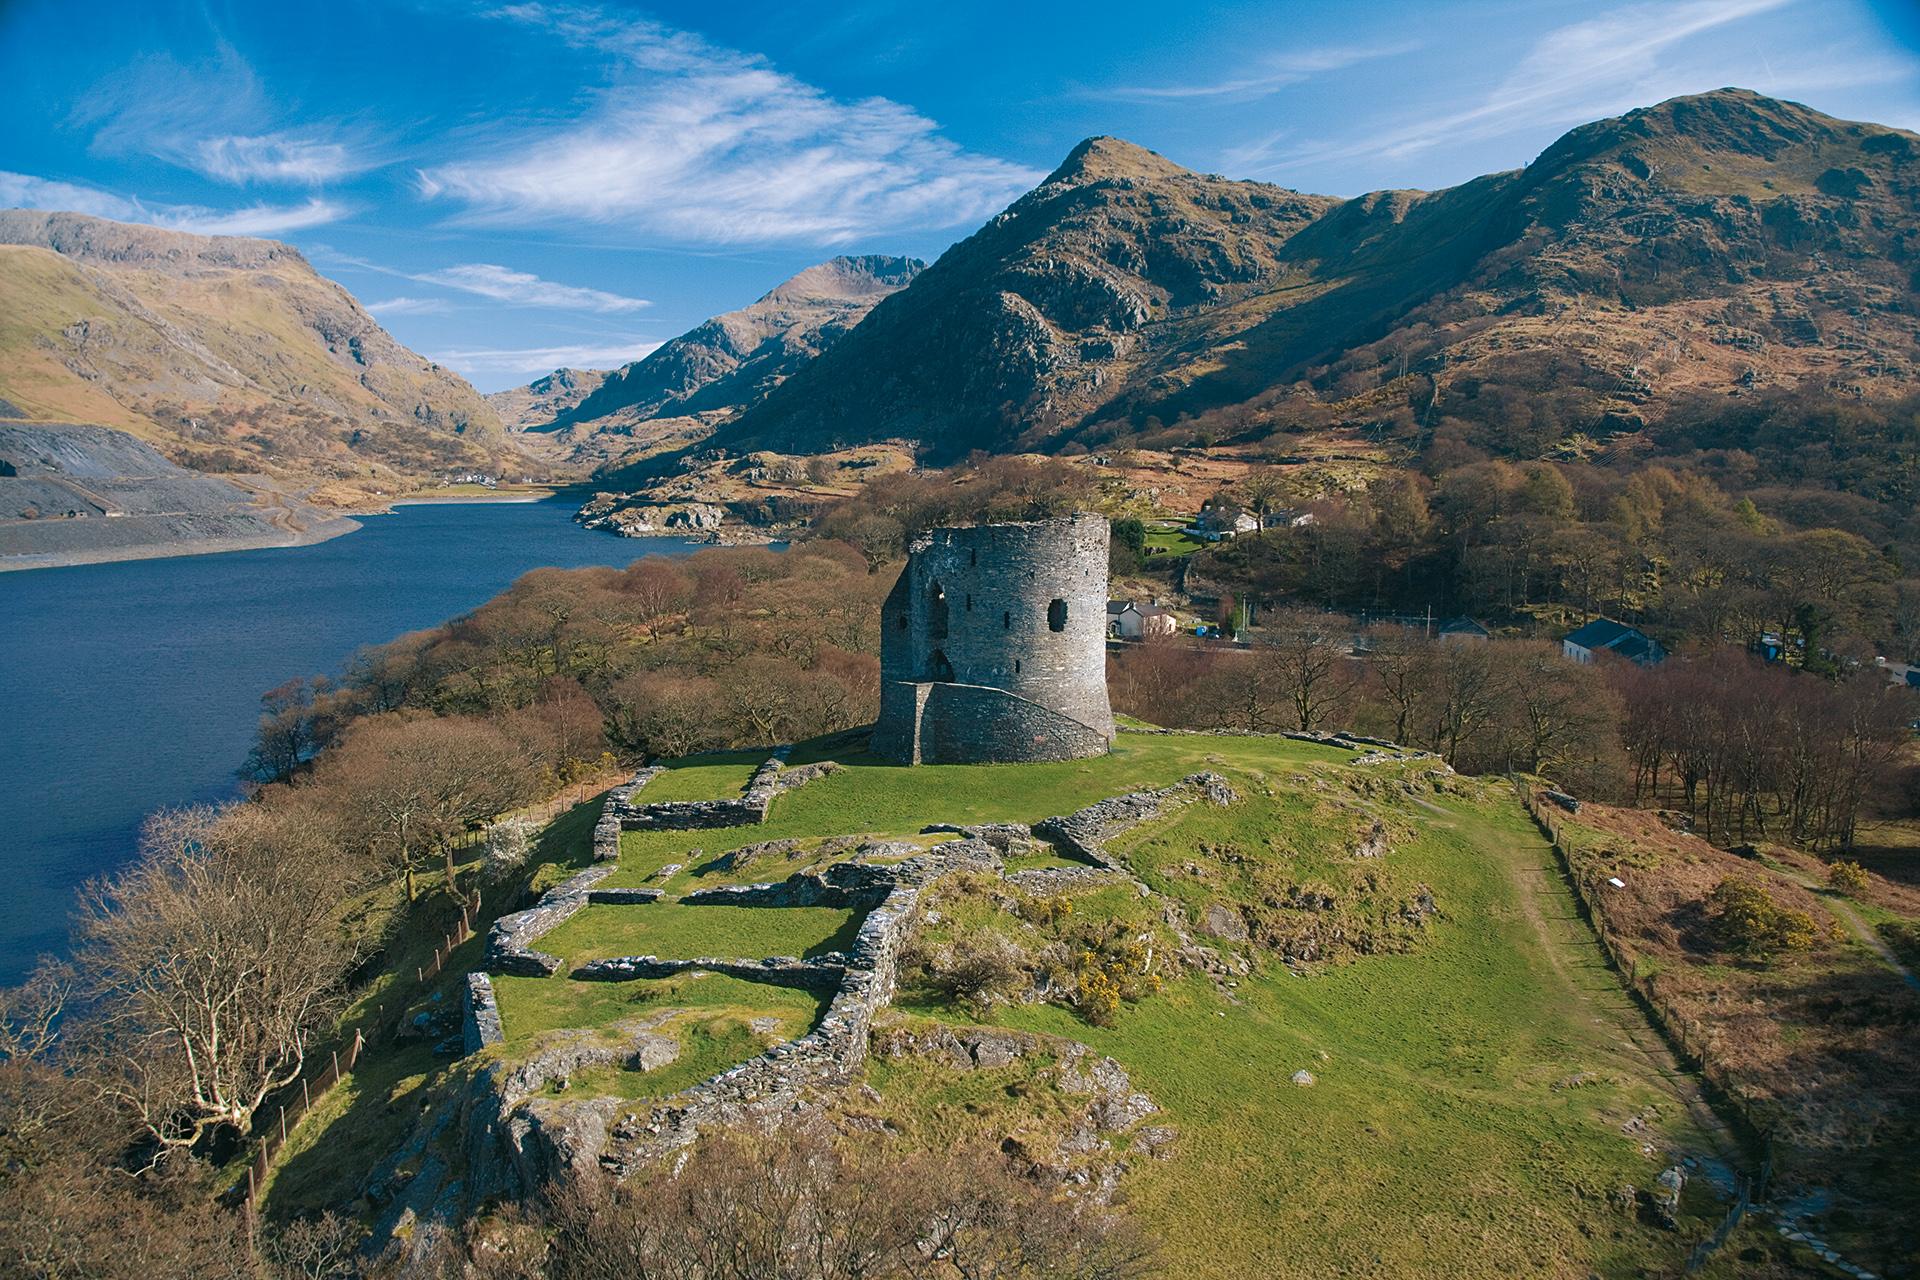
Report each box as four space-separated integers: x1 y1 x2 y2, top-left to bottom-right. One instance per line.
1708 876 1817 961
1827 860 1870 896
925 929 1033 1011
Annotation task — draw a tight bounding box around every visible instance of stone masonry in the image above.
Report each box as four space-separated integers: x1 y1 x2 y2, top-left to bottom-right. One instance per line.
872 515 1116 764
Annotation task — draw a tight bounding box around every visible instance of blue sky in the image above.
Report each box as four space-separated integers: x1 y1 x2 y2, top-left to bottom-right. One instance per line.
3 1 1917 392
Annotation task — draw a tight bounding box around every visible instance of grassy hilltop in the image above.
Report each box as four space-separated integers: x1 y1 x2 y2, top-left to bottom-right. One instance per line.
265 728 1778 1279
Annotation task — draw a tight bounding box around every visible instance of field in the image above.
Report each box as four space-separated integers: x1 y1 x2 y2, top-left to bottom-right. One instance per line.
263 730 1773 1276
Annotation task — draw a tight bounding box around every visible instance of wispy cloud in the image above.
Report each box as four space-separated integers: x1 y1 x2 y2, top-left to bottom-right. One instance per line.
333 252 650 312
417 4 1042 244
364 295 452 316
169 198 347 235
0 170 347 235
414 263 648 312
428 339 662 378
1098 41 1419 103
1233 0 1808 175
191 133 363 185
75 45 368 187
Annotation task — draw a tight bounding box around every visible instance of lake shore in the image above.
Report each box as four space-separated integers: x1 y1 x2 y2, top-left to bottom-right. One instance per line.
1 487 584 573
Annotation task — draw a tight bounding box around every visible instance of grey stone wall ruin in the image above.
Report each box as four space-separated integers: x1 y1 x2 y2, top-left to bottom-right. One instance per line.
872 515 1115 764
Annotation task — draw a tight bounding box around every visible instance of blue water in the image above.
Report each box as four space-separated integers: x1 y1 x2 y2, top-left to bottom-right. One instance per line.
0 500 703 984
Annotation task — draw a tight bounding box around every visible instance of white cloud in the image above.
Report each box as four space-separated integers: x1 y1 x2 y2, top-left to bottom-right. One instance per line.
419 4 1042 244
1099 41 1420 103
165 198 348 236
429 339 662 379
192 133 362 185
364 296 452 316
415 263 649 312
1233 0 1813 175
0 171 145 222
0 170 347 236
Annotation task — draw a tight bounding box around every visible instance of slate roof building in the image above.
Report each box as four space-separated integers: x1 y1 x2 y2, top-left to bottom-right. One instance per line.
1562 618 1666 666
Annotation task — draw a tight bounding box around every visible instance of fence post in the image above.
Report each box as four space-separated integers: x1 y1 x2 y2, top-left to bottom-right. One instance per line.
302 1077 311 1112
278 1106 287 1145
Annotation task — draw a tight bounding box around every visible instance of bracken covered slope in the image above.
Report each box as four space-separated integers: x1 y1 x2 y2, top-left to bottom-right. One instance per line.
0 210 509 506
717 90 1920 462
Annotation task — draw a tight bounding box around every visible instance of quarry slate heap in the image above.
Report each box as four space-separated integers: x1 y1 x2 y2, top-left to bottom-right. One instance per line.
872 514 1116 764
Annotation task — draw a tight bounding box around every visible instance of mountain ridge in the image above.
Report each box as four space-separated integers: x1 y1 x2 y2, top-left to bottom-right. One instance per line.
0 210 510 507
705 88 1918 464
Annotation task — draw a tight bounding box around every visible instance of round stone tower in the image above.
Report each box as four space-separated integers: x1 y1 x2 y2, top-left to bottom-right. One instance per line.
871 514 1115 765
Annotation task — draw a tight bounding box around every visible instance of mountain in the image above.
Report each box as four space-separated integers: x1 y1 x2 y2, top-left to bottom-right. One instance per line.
487 366 610 431
0 210 509 507
715 90 1920 462
520 254 923 472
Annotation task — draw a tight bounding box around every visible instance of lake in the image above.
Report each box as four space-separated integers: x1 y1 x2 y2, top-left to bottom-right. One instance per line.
0 499 704 984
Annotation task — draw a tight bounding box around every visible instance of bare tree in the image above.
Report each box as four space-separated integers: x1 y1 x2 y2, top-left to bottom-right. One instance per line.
314 714 535 900
73 805 349 1155
1258 608 1359 732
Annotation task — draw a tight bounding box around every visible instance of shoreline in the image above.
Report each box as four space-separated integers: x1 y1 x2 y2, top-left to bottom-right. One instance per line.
0 513 364 575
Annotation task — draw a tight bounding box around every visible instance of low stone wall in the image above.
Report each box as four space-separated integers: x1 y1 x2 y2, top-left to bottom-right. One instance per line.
586 887 663 905
1033 771 1238 868
571 955 844 990
1119 724 1442 765
593 768 661 861
615 749 843 833
485 865 615 977
469 838 1003 1186
463 972 504 1054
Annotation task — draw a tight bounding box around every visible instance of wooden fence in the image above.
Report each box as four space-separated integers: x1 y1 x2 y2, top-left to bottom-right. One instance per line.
239 776 620 1215
244 1026 365 1209
244 882 482 1213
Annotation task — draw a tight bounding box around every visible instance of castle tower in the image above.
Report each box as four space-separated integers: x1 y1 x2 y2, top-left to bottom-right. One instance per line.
871 514 1115 765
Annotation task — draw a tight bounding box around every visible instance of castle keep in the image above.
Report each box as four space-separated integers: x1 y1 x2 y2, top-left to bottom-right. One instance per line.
871 514 1115 764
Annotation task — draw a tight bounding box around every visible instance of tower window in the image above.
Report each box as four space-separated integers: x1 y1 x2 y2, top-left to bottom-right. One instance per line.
1003 611 1011 630
965 594 973 611
929 582 949 640
1048 598 1068 632
1015 659 1022 674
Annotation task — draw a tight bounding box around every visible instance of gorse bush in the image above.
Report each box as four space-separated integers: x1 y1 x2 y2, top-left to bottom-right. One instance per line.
1708 876 1818 961
1827 860 1870 895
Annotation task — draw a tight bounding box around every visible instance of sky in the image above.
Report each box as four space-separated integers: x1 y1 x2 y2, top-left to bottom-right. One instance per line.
2 1 1918 393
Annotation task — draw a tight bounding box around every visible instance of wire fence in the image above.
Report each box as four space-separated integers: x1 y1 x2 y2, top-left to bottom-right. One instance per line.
236 772 633 1217
243 879 483 1215
1511 778 1774 1270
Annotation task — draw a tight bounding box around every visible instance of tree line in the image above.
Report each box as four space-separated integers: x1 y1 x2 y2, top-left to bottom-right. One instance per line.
1191 459 1914 666
1110 610 1915 848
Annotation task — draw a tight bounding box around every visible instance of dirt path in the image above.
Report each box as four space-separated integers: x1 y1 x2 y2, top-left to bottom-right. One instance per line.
1770 866 1919 991
1464 805 1744 1165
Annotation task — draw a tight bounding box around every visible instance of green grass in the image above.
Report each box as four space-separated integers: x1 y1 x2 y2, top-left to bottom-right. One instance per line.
561 1007 816 1101
885 778 1725 1280
534 901 866 968
492 970 827 1045
1142 524 1206 557
604 733 1356 891
636 750 767 803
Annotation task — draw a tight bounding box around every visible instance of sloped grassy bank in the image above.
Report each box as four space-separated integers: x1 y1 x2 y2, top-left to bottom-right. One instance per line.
264 730 1749 1277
